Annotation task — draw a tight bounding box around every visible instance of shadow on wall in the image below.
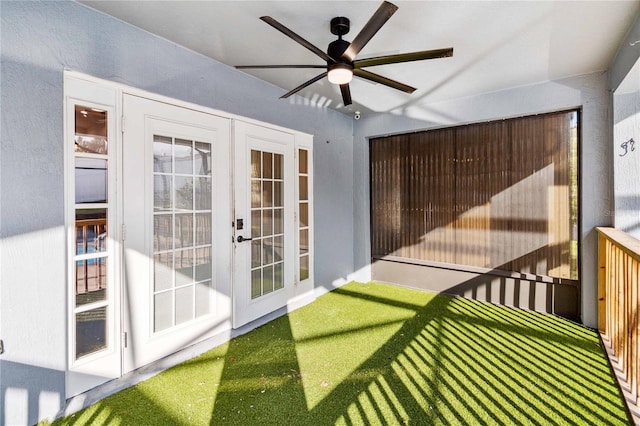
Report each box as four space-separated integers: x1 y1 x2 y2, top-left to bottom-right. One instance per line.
0 360 65 425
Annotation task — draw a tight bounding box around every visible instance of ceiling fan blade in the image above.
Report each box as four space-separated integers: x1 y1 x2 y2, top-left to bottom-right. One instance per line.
353 69 415 93
236 65 326 69
340 84 352 106
280 72 328 99
354 48 454 68
341 1 398 62
260 16 336 63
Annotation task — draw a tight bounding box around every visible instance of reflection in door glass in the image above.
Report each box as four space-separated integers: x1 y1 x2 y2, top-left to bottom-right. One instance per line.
153 135 214 332
250 150 285 299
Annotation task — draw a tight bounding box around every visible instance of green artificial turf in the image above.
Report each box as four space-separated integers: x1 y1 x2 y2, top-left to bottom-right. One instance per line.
51 282 630 425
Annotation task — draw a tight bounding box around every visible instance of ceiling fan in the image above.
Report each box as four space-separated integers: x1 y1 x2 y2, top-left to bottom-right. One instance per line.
236 1 453 107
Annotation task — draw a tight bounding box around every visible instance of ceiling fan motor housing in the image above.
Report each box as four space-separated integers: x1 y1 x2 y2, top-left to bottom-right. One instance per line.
328 38 351 63
330 16 350 36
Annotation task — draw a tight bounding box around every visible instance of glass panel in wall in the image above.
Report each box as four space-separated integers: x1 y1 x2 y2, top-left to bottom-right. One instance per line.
73 105 111 360
298 149 311 282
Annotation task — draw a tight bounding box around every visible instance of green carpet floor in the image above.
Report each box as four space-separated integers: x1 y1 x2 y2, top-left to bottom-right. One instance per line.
52 282 630 425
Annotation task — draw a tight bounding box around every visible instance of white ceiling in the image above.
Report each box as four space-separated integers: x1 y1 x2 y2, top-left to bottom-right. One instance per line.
81 0 640 115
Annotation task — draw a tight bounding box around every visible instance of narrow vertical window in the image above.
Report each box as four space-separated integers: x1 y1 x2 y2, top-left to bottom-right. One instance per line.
73 105 110 359
298 149 310 281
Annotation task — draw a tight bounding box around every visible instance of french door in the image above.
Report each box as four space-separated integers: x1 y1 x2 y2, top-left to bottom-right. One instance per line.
122 95 232 372
232 122 296 327
67 75 309 397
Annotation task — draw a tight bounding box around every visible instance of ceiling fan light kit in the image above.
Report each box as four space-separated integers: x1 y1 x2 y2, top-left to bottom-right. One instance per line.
328 64 353 85
235 1 453 107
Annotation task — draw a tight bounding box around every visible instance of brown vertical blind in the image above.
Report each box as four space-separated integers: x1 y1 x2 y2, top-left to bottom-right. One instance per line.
370 110 579 280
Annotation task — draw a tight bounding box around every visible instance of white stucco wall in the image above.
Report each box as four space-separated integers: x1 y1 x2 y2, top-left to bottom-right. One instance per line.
352 72 613 329
613 85 640 238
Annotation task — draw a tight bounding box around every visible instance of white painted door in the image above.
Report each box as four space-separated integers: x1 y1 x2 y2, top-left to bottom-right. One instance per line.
122 95 232 372
233 121 296 327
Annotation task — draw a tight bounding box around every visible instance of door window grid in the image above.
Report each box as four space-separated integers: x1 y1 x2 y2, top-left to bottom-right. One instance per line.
72 105 110 360
152 135 214 332
250 150 285 299
298 149 310 281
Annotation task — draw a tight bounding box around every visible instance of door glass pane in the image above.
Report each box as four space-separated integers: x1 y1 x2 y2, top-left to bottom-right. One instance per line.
274 262 284 290
195 281 213 317
251 269 262 299
195 177 212 210
263 265 274 294
274 154 283 179
75 135 108 155
195 142 211 176
251 240 261 268
175 249 194 287
175 213 193 248
175 176 194 210
154 253 173 292
300 255 310 281
300 229 309 254
195 247 212 282
274 208 283 235
273 236 283 263
153 136 173 173
250 148 286 300
251 210 261 238
154 175 173 211
154 214 173 252
263 237 274 265
251 150 261 178
76 307 107 358
76 209 107 255
262 152 273 179
262 181 273 207
75 158 108 204
174 139 193 175
299 149 308 174
175 286 194 325
299 202 308 228
273 181 283 207
154 291 173 332
75 105 107 152
195 213 212 246
251 181 261 208
153 135 214 332
75 258 107 306
299 176 308 201
262 209 273 237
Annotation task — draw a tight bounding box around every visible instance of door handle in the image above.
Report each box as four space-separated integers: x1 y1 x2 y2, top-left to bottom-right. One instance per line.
236 235 253 243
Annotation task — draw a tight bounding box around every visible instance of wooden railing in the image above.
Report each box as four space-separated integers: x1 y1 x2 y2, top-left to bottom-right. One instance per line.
598 227 640 406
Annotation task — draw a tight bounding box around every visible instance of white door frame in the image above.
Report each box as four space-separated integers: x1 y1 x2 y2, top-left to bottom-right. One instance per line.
121 94 232 372
232 121 296 328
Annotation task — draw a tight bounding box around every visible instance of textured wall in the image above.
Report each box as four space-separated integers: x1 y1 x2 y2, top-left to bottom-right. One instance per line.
352 73 613 329
613 90 640 237
0 1 353 424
